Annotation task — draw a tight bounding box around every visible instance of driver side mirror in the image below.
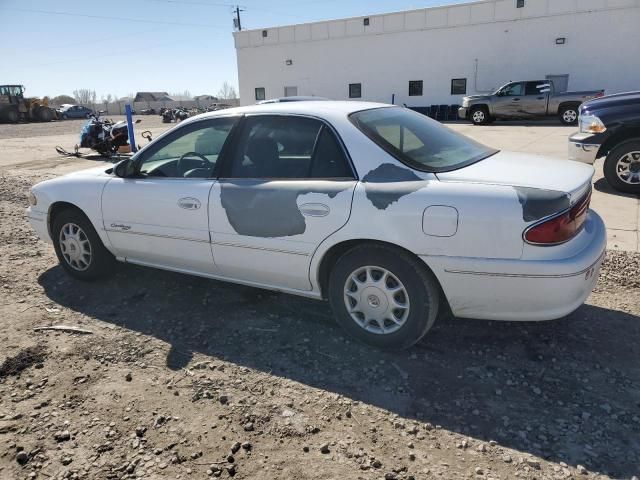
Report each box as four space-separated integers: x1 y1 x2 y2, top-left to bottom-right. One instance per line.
112 158 136 178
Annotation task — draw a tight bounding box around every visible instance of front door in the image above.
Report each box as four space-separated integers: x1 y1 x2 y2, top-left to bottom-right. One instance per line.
101 116 238 274
209 114 357 291
493 82 525 117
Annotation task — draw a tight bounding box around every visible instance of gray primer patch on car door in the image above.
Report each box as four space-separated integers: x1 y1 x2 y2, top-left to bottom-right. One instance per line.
361 163 426 210
514 187 570 222
220 181 353 238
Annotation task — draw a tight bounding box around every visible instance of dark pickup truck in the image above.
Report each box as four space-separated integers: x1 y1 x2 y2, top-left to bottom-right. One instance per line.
569 91 640 194
458 80 604 126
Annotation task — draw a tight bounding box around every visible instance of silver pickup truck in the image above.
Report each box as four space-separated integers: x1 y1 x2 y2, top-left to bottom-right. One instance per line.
458 80 604 126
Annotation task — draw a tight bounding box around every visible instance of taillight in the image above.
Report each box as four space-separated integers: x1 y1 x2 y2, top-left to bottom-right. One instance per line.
524 191 591 245
594 91 605 98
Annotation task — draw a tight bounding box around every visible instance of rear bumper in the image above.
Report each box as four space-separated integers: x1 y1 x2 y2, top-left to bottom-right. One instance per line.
26 207 51 243
458 107 468 119
568 132 601 164
423 210 606 321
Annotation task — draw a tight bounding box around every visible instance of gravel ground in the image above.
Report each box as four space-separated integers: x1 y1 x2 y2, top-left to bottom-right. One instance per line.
0 122 639 480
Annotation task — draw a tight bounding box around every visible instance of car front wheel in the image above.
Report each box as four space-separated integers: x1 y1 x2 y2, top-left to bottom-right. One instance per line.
52 209 115 280
604 139 640 194
328 244 440 350
469 106 490 125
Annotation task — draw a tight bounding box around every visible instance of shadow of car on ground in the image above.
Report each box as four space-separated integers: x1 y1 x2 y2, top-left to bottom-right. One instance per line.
38 263 640 478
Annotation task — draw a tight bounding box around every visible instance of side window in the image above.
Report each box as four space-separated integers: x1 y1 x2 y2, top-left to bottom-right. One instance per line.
502 83 524 96
138 118 236 178
226 115 352 179
525 81 548 95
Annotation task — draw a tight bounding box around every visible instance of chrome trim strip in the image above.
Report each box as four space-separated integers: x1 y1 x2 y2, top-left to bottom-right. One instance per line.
104 228 209 244
444 251 605 279
104 228 310 256
211 240 310 257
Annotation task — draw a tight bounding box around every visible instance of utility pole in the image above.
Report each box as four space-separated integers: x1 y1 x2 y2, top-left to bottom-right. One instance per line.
234 5 244 31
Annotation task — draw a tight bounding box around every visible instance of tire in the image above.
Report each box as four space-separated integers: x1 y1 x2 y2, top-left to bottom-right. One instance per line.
52 209 115 280
5 109 19 123
38 107 54 122
559 105 579 125
85 113 91 119
603 139 640 194
469 106 490 126
61 114 68 120
328 244 440 350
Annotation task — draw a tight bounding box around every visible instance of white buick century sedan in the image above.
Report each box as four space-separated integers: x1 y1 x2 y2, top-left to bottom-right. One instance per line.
27 102 606 349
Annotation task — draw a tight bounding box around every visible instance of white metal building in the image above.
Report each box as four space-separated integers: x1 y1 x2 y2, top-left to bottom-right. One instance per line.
233 0 640 106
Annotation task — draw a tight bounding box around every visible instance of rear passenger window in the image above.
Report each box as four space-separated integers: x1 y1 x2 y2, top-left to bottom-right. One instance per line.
227 115 352 179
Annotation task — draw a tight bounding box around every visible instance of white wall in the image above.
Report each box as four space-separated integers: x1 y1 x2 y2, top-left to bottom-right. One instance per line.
234 0 640 106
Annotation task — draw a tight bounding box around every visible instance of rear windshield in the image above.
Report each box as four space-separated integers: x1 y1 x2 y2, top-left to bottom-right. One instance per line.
349 107 498 172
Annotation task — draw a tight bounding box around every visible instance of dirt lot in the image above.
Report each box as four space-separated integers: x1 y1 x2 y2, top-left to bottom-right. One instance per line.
1 118 639 480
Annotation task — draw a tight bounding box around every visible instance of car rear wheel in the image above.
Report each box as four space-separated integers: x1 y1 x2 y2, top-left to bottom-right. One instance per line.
85 113 91 119
328 244 440 350
604 140 640 194
61 114 68 120
559 105 579 125
52 209 115 280
469 106 490 126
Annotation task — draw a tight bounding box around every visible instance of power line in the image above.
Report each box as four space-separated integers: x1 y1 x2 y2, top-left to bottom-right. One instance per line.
142 0 238 7
13 7 229 29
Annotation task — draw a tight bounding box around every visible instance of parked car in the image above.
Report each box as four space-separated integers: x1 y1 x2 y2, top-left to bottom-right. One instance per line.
458 80 604 126
56 104 94 119
140 108 156 115
568 91 640 194
27 102 605 349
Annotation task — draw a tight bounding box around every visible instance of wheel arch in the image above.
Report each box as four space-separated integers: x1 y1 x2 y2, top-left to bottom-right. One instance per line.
597 128 640 160
557 101 581 115
47 201 91 239
315 238 451 311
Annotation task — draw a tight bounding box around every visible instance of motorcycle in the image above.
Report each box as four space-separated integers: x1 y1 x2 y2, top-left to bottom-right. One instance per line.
78 112 139 157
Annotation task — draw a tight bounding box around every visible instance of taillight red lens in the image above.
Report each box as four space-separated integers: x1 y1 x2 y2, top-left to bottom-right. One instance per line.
524 191 591 245
594 91 604 98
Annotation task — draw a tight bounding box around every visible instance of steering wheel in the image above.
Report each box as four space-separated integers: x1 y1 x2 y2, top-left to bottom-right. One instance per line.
176 151 211 177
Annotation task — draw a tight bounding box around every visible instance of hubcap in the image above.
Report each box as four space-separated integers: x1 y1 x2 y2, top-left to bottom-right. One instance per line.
472 110 485 123
59 223 92 271
616 151 640 185
563 110 577 123
343 266 410 335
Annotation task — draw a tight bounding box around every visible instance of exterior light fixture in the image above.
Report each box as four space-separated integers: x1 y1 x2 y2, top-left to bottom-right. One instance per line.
285 59 293 65
556 37 566 45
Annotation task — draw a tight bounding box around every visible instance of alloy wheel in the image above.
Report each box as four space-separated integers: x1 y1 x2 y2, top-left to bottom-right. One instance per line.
343 266 410 335
563 109 578 123
472 110 485 124
59 222 92 271
616 151 640 185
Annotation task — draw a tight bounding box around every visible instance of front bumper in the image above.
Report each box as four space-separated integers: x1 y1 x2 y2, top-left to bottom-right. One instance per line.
568 132 601 164
458 107 468 119
423 210 606 321
27 207 51 243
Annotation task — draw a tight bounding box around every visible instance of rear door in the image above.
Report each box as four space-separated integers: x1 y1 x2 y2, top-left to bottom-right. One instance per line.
209 114 357 291
521 81 550 116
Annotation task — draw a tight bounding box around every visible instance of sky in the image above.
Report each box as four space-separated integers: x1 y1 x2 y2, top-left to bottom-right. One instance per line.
1 0 474 100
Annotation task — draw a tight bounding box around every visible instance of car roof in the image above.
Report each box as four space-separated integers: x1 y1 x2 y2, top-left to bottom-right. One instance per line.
185 100 392 122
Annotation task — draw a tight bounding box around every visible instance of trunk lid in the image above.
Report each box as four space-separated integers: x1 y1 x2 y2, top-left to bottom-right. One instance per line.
436 151 593 201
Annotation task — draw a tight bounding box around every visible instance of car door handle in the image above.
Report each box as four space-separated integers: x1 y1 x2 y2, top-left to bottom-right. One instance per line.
512 98 520 101
537 97 545 100
178 197 201 210
299 203 330 217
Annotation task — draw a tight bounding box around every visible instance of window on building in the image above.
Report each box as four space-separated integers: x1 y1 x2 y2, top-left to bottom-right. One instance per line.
255 87 266 101
349 83 362 99
226 115 353 179
262 30 268 37
363 17 370 26
408 81 423 96
516 0 525 8
451 78 467 95
284 86 298 97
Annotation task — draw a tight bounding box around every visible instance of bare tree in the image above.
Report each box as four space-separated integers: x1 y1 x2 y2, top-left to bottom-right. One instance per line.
73 89 97 105
101 94 113 104
217 81 238 100
51 95 75 106
170 90 192 100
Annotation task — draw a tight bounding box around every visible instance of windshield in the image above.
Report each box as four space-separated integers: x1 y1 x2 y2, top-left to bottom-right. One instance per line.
349 107 498 172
